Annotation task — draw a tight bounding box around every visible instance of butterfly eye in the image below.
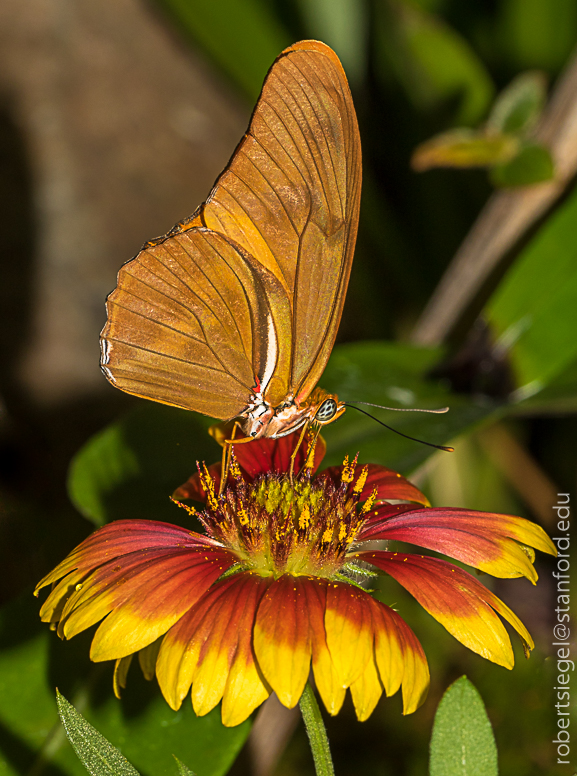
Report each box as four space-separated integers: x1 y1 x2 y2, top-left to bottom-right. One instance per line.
315 398 338 424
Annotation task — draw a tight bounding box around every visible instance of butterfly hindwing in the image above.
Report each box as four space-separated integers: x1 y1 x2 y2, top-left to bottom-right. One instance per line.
101 228 290 419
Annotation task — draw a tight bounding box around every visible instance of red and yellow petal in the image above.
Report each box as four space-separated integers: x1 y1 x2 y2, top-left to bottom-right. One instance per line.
44 543 236 660
299 578 346 716
360 465 429 505
92 547 235 661
138 637 163 681
324 583 374 687
349 653 383 722
35 520 217 594
253 575 314 708
156 572 271 725
358 508 556 581
369 599 429 714
360 552 533 668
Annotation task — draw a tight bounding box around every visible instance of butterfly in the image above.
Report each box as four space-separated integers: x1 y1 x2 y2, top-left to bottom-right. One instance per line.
100 40 361 441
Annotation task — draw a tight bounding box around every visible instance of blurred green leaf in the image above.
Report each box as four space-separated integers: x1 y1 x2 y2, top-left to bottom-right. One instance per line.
486 182 577 393
0 594 250 776
490 142 554 187
296 0 368 84
376 1 494 124
320 341 499 472
174 756 197 776
56 691 140 776
499 0 577 71
512 357 577 414
429 676 498 776
153 0 290 99
486 71 547 135
67 405 219 525
412 128 518 170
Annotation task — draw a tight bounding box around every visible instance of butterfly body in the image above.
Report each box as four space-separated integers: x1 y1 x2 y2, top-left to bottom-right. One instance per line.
100 41 361 439
239 387 345 439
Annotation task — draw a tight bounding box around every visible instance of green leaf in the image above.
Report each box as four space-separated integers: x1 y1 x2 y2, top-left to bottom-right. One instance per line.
67 405 219 525
56 691 140 776
0 593 250 776
486 71 547 135
152 0 290 99
412 129 518 170
320 341 499 472
511 357 577 413
486 181 577 393
376 2 494 124
490 142 554 187
429 676 498 776
173 756 197 776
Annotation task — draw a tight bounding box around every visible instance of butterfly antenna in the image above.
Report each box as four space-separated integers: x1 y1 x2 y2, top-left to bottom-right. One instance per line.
346 401 449 414
344 404 454 452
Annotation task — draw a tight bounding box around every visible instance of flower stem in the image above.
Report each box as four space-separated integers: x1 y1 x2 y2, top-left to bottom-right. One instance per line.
299 682 335 776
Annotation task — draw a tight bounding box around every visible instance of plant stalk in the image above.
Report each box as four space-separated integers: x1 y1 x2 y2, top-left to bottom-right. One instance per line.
298 682 335 776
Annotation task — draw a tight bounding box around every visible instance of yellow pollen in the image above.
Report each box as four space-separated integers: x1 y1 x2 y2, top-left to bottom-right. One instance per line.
201 464 219 511
170 496 197 517
299 504 311 530
353 465 369 494
322 527 333 543
305 436 317 470
237 500 249 525
229 457 242 480
341 455 355 483
360 487 378 516
338 523 347 542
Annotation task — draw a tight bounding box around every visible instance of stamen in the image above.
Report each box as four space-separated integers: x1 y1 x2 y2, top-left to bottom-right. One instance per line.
353 465 369 494
229 455 243 481
170 496 197 517
236 495 250 525
299 504 311 530
321 527 333 543
360 487 379 516
200 464 219 511
304 435 317 471
341 455 353 483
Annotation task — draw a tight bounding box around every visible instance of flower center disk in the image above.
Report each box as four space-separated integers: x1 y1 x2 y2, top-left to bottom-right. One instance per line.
198 456 374 579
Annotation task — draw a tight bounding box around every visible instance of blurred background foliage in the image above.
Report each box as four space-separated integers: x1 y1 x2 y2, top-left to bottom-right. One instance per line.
1 0 576 774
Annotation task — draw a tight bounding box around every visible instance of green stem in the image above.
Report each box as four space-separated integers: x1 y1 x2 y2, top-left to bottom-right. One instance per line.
299 682 335 776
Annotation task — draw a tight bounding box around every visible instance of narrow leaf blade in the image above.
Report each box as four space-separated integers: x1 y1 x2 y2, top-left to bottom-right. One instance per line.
56 690 140 776
173 755 197 776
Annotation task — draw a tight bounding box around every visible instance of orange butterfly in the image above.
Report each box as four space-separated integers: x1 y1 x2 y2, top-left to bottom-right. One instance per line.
100 40 361 440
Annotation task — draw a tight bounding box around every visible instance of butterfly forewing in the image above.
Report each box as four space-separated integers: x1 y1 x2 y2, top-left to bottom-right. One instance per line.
101 40 361 428
189 40 362 408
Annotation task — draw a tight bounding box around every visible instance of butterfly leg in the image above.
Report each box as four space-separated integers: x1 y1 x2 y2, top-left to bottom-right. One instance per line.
296 424 321 479
219 421 242 496
289 420 311 484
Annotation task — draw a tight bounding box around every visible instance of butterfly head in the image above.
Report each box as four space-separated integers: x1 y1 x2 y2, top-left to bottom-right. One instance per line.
313 395 346 426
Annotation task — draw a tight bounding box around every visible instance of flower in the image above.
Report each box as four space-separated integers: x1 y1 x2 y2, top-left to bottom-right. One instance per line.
36 432 556 727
